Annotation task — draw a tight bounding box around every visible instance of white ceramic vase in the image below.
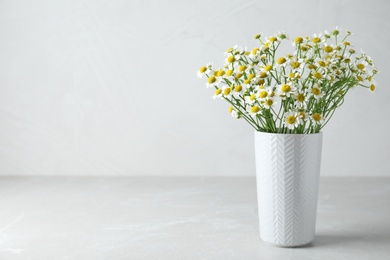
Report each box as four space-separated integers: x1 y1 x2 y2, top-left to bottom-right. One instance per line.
254 131 323 247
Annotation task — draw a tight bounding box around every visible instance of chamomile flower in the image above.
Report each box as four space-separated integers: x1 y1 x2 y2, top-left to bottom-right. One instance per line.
295 91 307 107
260 64 273 73
206 75 219 88
197 62 213 78
212 88 223 99
283 111 301 129
262 97 276 110
298 110 308 121
315 57 329 68
312 70 325 81
197 66 207 78
309 85 324 99
369 82 376 92
323 43 335 54
288 57 305 72
221 86 233 99
232 84 244 96
245 92 258 105
355 61 368 72
292 36 304 46
247 104 261 117
332 26 341 36
311 113 325 125
266 35 280 45
278 31 288 40
311 33 324 45
276 56 288 67
277 83 296 99
229 106 240 119
224 46 234 57
258 89 269 100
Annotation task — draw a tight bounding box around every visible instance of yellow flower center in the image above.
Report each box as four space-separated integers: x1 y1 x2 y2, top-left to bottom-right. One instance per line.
299 112 306 119
370 84 376 91
269 36 277 42
226 48 233 53
296 93 305 102
257 79 265 85
251 106 260 113
259 91 268 98
265 99 273 107
287 116 296 124
277 57 286 64
281 84 291 92
259 72 268 78
239 65 247 72
235 85 242 92
217 70 225 76
228 56 235 63
263 42 269 50
215 88 222 95
343 41 350 45
291 62 300 69
270 91 275 97
199 66 207 73
235 73 243 79
294 37 303 44
308 64 317 70
357 75 363 82
264 65 272 71
223 88 231 96
208 76 216 84
248 73 255 80
250 94 256 101
301 45 308 51
252 47 259 55
226 69 233 76
229 106 233 113
312 87 321 95
357 64 365 70
324 46 333 52
344 58 351 63
312 37 321 43
312 113 321 122
318 61 326 67
313 72 322 79
245 51 250 55
244 79 250 84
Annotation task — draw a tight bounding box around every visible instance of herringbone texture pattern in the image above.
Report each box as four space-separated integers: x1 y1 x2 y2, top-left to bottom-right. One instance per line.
255 132 322 247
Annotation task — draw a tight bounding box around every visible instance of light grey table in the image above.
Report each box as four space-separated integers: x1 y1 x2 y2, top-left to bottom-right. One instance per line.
0 177 389 259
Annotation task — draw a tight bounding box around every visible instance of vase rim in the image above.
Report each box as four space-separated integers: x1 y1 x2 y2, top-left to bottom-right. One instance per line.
254 131 323 136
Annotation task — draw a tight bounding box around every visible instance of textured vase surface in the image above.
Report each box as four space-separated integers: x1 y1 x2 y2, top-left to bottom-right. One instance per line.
254 131 323 247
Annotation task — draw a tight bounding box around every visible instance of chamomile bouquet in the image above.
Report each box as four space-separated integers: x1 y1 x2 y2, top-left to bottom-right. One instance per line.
198 28 378 133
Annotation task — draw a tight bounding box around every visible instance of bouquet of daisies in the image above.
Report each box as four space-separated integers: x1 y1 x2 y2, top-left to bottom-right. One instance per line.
198 28 378 133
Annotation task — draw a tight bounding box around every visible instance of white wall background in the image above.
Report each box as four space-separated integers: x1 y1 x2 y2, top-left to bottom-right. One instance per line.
0 0 389 176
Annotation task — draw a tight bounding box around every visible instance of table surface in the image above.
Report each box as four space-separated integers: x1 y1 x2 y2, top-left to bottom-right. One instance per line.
0 177 389 260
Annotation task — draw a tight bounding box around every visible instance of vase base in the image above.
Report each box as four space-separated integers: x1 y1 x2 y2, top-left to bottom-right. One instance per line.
261 239 313 248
